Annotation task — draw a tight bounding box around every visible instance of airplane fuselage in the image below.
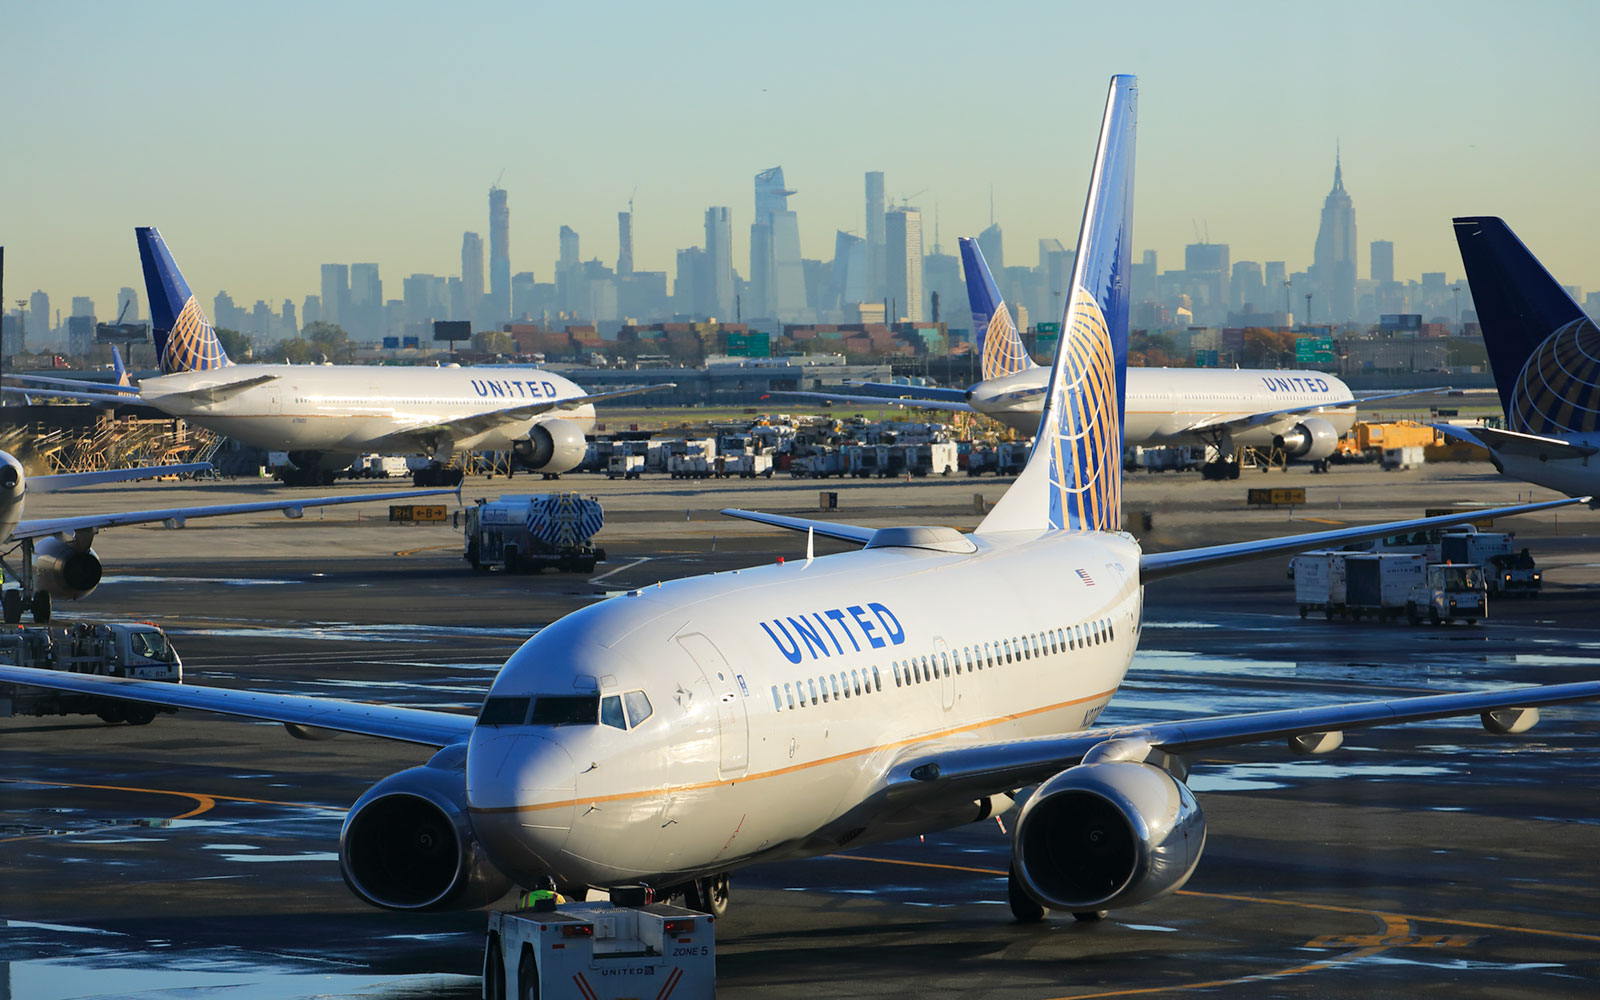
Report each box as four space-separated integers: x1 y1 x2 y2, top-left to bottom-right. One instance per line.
137 366 596 461
465 528 1143 888
1494 442 1600 499
969 367 1357 444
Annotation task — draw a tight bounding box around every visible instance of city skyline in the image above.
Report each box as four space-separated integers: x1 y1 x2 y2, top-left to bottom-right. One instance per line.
4 1 1598 311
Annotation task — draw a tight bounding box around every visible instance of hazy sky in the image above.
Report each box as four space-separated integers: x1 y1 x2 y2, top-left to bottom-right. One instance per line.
5 0 1598 314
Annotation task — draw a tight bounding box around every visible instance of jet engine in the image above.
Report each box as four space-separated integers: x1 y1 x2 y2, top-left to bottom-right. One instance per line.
34 536 103 601
1273 417 1339 461
513 418 587 474
340 745 512 911
1011 761 1205 912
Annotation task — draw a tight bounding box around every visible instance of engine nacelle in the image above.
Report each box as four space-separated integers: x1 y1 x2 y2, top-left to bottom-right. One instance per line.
34 536 103 601
340 744 513 911
1273 417 1339 461
513 418 587 473
1012 761 1205 912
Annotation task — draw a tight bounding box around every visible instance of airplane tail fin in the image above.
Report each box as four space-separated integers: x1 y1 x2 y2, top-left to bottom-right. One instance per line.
1453 217 1597 434
976 75 1135 536
110 345 130 386
136 227 232 375
960 237 1035 381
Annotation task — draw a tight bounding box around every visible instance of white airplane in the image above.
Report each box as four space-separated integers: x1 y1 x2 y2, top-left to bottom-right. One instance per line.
2 229 670 486
1435 217 1600 501
0 449 453 623
3 77 1596 934
793 236 1380 476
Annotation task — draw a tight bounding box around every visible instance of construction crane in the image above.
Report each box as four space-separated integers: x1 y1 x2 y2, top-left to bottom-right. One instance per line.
898 189 927 209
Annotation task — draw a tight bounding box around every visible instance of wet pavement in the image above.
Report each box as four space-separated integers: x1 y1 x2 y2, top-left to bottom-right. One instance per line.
3 466 1600 997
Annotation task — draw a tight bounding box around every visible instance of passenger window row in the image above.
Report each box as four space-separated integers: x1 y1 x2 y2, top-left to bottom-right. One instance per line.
767 615 1118 711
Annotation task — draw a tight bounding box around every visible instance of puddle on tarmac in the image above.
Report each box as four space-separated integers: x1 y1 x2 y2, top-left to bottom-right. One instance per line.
169 623 538 643
0 962 477 1000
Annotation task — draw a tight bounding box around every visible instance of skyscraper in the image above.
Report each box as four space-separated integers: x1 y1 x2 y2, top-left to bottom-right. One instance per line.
865 171 885 301
977 222 1004 274
749 167 805 320
617 211 634 276
1370 240 1394 284
831 230 868 313
28 290 49 343
1312 151 1357 324
557 226 581 315
116 287 139 323
1230 261 1265 312
885 207 923 323
488 185 510 324
704 207 734 320
675 247 706 316
320 264 349 327
461 232 484 320
1185 242 1230 324
349 263 382 340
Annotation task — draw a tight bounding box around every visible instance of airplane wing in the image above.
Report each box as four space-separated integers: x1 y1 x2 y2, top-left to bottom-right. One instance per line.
2 384 151 406
842 381 971 405
719 508 876 544
29 463 212 493
0 664 473 747
4 373 141 394
1157 398 1358 437
772 390 976 415
1435 422 1599 460
880 680 1600 807
12 486 457 540
1139 495 1583 581
1353 386 1451 403
393 384 675 449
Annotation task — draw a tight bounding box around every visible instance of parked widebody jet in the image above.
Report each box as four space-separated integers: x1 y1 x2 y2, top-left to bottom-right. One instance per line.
5 77 1597 932
0 450 452 623
791 236 1369 476
2 229 669 486
1434 217 1600 502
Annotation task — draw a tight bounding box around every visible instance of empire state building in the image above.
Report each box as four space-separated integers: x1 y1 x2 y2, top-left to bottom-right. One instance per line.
1312 152 1357 324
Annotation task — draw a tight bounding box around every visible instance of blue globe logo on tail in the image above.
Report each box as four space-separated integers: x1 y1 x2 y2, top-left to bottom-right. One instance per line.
1510 315 1600 436
136 227 232 375
961 237 1035 381
1046 288 1121 532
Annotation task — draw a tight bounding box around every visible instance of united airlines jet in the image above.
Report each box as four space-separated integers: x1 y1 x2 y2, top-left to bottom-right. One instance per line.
795 237 1373 477
3 77 1596 930
3 230 669 485
1435 217 1600 501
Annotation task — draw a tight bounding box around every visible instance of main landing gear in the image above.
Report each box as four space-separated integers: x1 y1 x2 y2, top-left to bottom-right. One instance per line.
682 873 731 918
2 539 54 623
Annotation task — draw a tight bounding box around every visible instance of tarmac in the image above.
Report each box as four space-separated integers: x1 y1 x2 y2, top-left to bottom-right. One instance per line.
2 461 1599 998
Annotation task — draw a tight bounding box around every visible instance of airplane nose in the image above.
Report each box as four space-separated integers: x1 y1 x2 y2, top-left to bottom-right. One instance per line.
467 730 576 879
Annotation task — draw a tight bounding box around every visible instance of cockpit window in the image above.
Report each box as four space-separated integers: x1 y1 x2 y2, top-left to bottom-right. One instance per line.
530 695 601 726
478 696 531 727
624 690 652 727
600 695 626 730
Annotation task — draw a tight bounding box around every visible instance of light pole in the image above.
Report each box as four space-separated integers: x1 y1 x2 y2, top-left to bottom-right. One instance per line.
1304 291 1314 326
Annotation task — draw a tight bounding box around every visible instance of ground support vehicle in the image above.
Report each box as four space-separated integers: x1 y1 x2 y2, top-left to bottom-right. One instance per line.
722 452 773 478
1485 550 1541 596
0 622 181 724
607 454 644 480
1293 551 1428 622
484 900 714 1000
1406 563 1488 624
465 494 605 574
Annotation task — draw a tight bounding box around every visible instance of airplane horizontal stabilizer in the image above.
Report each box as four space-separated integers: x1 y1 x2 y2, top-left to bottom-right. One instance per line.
718 508 876 545
4 373 141 394
1 384 150 406
1139 495 1585 581
770 390 975 414
1437 423 1600 460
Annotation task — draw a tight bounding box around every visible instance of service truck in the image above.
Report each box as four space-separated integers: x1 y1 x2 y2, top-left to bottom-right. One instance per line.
1292 550 1486 624
0 621 181 725
484 898 714 1000
465 494 606 574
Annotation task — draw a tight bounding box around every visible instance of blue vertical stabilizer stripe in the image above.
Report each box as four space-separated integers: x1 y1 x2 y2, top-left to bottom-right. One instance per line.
1453 217 1585 417
137 227 193 334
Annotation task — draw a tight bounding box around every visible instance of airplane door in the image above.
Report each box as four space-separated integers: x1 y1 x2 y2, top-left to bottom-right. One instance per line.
933 636 955 711
267 385 282 416
676 632 749 778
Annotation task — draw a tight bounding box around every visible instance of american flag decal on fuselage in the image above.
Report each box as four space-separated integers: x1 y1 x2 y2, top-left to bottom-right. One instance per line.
1046 287 1121 533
